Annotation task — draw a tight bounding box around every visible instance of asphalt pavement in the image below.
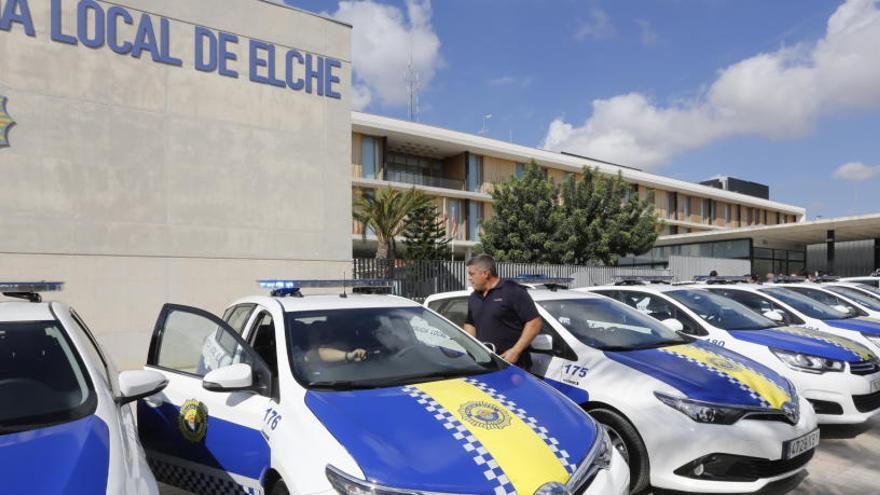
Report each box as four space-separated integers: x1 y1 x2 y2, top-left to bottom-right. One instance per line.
158 414 880 495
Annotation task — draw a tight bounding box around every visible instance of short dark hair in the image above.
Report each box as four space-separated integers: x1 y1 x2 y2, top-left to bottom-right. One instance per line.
467 254 498 277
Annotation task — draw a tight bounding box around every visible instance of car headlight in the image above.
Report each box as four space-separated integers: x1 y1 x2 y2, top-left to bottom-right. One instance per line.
563 421 614 494
771 348 844 373
326 465 457 495
862 333 880 349
654 392 747 425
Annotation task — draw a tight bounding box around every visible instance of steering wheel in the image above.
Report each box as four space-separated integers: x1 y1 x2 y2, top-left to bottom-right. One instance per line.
391 344 420 360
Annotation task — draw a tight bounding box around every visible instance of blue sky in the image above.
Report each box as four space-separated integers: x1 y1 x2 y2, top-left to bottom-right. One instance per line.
285 0 880 219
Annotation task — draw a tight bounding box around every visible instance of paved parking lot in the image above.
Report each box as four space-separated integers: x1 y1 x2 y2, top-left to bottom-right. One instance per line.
158 415 880 495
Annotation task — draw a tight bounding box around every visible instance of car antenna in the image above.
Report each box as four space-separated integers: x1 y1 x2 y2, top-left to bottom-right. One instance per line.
340 271 348 298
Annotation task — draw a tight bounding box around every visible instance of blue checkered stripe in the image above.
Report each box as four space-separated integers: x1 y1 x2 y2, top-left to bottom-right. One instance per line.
463 378 576 475
402 386 516 495
147 455 260 495
777 327 868 359
659 347 778 408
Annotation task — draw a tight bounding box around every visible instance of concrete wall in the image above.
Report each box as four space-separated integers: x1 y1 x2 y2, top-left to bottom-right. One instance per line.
0 0 352 368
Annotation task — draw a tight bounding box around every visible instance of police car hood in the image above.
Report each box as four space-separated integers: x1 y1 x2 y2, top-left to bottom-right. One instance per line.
305 366 595 495
0 415 110 493
825 317 880 336
605 340 797 411
729 326 875 362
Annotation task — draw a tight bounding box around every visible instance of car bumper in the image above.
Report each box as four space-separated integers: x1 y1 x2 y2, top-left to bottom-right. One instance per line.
583 448 629 495
645 397 817 493
795 370 880 424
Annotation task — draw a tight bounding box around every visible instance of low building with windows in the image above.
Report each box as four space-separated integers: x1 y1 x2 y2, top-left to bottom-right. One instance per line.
350 112 806 258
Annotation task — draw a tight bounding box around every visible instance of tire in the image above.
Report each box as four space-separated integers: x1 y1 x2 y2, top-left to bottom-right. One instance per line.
270 480 290 495
589 408 651 494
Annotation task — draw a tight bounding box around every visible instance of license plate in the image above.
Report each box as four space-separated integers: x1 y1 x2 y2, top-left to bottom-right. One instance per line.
872 379 880 393
783 429 820 460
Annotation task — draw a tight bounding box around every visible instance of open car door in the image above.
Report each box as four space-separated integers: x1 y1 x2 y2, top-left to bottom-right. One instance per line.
138 304 275 495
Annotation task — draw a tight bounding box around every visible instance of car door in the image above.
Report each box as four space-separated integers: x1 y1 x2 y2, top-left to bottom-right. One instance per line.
603 289 707 336
138 304 273 495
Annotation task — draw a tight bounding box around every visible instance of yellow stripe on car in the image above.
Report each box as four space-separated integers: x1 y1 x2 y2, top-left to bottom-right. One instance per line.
664 344 792 410
415 379 569 494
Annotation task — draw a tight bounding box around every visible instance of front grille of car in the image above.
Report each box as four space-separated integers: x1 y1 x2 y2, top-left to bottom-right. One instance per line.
853 390 880 413
674 450 815 482
850 360 880 376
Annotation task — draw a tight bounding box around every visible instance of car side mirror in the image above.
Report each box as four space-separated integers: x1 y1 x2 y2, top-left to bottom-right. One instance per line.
834 305 852 315
203 363 254 393
763 310 784 322
482 342 497 353
116 370 168 405
531 334 554 352
662 318 684 332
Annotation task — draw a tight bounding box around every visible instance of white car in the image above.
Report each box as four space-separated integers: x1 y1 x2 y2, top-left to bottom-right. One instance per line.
426 287 818 495
820 282 880 318
841 275 880 289
770 281 880 320
137 280 629 495
581 284 880 425
0 282 166 494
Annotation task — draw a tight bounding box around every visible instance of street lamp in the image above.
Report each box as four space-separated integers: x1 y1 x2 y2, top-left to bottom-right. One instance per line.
479 114 493 135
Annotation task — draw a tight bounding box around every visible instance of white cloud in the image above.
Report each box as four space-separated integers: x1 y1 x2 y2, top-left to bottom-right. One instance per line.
575 7 615 41
487 75 517 87
544 0 880 169
636 19 657 46
833 161 880 180
329 0 441 110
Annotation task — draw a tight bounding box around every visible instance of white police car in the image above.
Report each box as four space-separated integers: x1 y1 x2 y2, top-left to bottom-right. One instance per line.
841 274 880 289
582 282 880 425
137 280 629 495
0 282 167 494
426 282 817 495
768 279 880 320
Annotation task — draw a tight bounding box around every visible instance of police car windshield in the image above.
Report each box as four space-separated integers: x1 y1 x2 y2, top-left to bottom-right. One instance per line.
759 287 851 320
825 286 880 311
0 321 97 435
667 290 777 330
539 298 689 351
287 306 502 390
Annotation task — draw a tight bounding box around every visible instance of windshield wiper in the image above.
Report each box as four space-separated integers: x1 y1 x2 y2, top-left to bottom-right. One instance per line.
307 380 388 390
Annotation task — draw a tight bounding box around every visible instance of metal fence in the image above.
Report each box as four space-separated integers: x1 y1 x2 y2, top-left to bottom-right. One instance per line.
352 258 670 301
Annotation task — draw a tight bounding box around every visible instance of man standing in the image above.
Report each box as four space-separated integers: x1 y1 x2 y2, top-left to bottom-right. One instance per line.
463 254 542 368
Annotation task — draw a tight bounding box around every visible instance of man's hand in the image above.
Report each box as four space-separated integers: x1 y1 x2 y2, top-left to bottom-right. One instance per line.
500 347 522 364
346 348 367 362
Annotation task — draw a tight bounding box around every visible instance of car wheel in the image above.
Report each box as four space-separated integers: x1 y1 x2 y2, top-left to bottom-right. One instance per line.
270 480 290 495
589 408 650 494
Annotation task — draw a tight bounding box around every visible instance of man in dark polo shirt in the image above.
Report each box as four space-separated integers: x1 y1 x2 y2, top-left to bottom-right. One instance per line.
463 254 542 369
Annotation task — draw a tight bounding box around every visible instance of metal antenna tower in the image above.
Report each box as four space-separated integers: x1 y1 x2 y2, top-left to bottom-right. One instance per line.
405 50 420 122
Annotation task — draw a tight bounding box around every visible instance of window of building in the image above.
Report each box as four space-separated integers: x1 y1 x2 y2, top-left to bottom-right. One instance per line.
667 192 677 219
447 199 463 239
645 188 656 205
515 163 525 178
683 195 690 218
723 204 731 225
466 154 483 192
467 201 483 241
776 211 781 224
361 136 380 179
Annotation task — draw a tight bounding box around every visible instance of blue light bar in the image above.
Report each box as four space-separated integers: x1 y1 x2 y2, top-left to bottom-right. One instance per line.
258 279 392 290
0 281 64 292
614 275 673 285
773 275 806 283
512 274 574 285
693 275 751 284
0 281 64 303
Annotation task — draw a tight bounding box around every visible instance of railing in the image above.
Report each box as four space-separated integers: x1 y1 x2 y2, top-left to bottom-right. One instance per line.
384 165 465 190
353 258 670 302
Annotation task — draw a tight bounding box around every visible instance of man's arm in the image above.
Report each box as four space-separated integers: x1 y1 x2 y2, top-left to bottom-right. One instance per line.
500 317 542 364
463 323 477 338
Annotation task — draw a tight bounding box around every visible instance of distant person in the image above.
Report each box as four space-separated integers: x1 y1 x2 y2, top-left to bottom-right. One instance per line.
748 274 760 284
766 272 776 283
463 254 542 369
709 270 718 277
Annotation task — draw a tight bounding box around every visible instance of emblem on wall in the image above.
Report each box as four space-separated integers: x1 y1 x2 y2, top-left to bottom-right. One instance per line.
459 400 512 430
0 96 14 148
178 399 209 443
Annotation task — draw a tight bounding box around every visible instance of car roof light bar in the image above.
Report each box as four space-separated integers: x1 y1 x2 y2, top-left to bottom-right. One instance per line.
694 275 751 284
257 279 393 297
613 275 674 285
0 281 64 303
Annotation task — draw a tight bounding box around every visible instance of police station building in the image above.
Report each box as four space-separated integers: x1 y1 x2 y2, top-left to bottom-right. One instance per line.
0 0 353 368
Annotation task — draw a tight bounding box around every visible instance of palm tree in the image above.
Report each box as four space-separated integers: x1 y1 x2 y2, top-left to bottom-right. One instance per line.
353 187 432 263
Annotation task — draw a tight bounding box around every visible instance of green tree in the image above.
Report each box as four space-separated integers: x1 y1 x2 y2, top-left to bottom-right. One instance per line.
353 187 432 262
556 167 658 265
478 162 564 262
403 201 451 261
